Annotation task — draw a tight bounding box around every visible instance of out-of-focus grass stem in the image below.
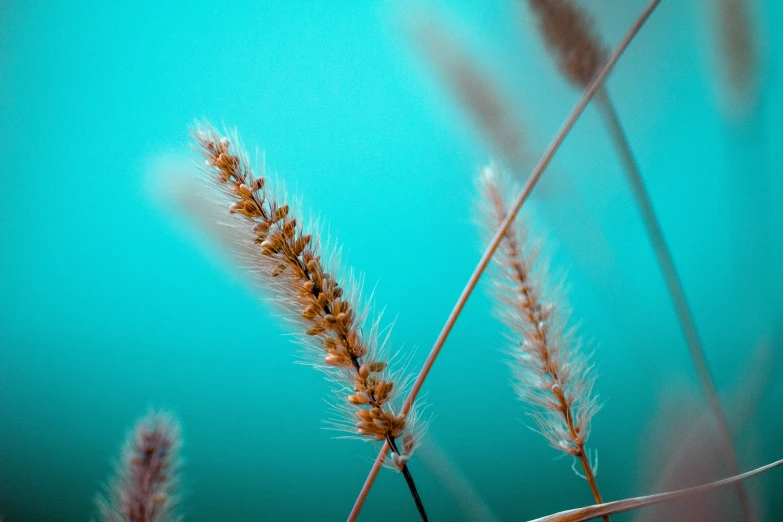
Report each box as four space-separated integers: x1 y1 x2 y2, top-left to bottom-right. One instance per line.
593 86 754 521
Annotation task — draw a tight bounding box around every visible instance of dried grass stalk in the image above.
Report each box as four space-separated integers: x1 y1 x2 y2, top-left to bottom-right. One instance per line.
97 411 181 522
530 457 783 522
478 165 606 517
191 122 428 520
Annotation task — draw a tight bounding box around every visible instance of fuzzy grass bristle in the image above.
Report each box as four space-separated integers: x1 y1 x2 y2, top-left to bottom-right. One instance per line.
191 122 428 520
191 123 409 444
477 164 607 517
478 165 600 457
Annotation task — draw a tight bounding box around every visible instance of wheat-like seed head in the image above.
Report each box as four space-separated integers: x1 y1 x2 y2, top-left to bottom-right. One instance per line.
525 0 608 89
477 164 600 456
191 122 419 468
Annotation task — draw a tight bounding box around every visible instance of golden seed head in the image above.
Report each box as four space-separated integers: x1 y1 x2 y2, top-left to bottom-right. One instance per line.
302 304 318 320
376 382 394 400
325 354 350 367
194 123 416 453
282 219 297 238
348 392 370 405
275 204 289 221
307 323 327 336
352 345 367 359
237 183 252 198
368 361 387 373
293 236 310 256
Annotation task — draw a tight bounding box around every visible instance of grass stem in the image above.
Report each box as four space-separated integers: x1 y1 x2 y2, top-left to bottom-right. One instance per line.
530 457 783 522
577 452 608 522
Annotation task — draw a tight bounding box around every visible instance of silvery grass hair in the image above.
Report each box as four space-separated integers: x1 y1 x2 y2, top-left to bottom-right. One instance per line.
477 165 608 517
97 410 181 522
191 122 429 521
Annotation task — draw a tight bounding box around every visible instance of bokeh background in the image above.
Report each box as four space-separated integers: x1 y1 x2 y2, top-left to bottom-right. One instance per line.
1 1 781 520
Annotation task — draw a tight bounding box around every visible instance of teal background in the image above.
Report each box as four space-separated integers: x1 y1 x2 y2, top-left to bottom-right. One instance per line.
1 1 781 520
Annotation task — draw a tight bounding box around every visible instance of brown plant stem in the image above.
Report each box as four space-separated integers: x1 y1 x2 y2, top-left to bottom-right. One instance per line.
563 386 607 520
577 453 606 516
529 457 783 522
559 376 607 521
346 1 660 519
388 435 429 522
593 87 754 521
568 407 607 521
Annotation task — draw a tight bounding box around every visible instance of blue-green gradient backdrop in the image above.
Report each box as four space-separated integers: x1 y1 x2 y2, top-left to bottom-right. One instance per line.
1 1 782 520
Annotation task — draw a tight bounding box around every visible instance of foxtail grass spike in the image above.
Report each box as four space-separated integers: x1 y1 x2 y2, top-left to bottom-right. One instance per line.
191 123 428 521
348 2 660 518
478 165 607 520
97 410 181 522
